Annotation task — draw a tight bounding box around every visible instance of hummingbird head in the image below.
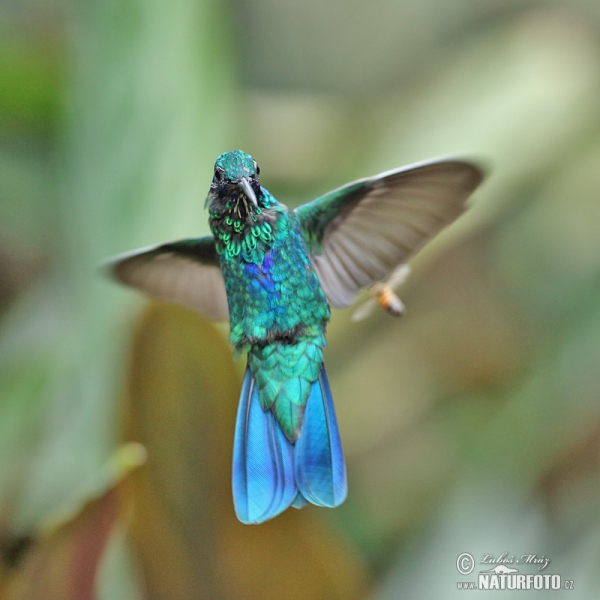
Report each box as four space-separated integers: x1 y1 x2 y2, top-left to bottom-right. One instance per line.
207 150 261 211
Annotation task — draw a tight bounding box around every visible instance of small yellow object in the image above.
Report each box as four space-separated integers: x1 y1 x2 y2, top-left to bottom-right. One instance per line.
351 264 411 322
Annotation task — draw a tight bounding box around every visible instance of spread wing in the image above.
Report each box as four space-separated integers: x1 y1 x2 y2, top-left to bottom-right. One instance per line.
295 158 484 308
107 236 229 321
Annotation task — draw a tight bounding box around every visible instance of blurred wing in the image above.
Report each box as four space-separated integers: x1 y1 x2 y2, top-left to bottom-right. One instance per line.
296 159 484 308
107 236 229 321
386 263 412 291
350 297 378 322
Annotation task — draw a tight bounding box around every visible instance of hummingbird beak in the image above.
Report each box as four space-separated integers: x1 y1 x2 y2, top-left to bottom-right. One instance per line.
240 177 258 208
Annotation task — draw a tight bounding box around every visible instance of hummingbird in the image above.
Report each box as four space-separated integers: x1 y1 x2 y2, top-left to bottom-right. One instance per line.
108 150 484 524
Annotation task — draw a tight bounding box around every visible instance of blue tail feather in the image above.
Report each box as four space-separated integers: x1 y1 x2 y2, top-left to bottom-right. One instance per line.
232 368 297 524
291 493 308 509
232 364 347 524
295 366 347 507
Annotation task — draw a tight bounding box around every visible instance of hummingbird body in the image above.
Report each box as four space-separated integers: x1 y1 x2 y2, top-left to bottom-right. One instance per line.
109 149 484 524
208 158 331 443
205 152 344 521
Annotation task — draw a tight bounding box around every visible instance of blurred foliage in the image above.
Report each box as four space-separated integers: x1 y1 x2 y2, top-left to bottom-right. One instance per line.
0 442 144 599
1 0 600 598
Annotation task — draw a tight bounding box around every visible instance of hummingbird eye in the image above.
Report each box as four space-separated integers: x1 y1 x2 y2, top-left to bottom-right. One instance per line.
214 166 225 182
253 161 260 176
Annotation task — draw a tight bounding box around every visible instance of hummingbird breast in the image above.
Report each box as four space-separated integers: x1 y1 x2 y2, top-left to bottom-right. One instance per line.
215 207 330 349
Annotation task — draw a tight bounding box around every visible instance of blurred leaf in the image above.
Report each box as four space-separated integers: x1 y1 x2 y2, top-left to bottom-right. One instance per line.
125 303 368 599
0 443 144 600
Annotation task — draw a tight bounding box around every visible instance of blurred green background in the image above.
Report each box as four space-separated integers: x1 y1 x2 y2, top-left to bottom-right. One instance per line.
1 0 600 597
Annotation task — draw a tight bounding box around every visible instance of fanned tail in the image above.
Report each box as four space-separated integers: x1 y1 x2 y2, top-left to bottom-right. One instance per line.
232 364 347 524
